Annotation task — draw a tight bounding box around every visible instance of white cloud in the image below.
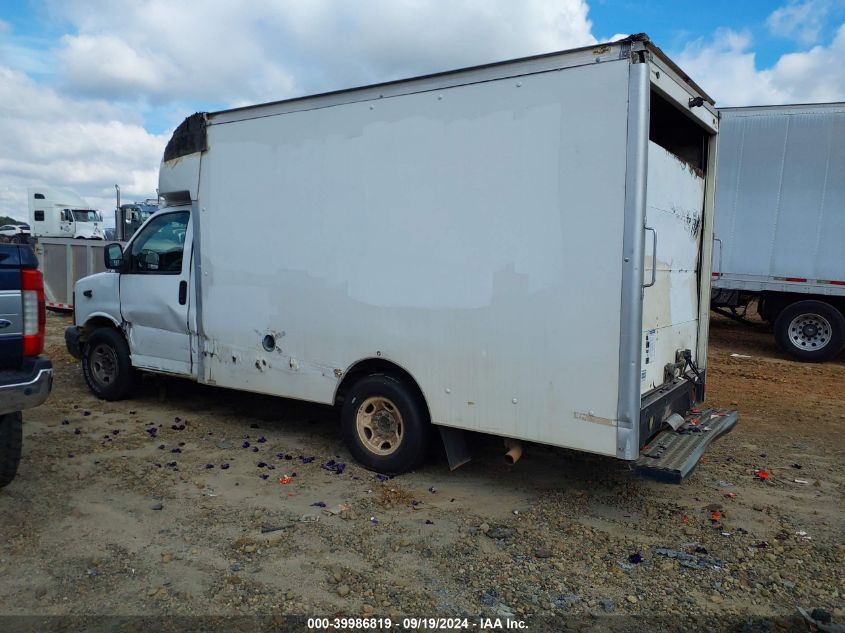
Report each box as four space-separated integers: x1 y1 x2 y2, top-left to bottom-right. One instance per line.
767 0 832 45
0 65 167 222
50 0 596 104
675 25 845 106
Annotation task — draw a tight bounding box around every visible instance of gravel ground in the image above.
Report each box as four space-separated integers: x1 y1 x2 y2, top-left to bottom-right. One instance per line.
0 311 842 632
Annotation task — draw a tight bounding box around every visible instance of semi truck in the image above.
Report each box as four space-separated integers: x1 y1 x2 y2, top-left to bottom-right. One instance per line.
66 35 736 481
711 103 845 362
27 187 105 240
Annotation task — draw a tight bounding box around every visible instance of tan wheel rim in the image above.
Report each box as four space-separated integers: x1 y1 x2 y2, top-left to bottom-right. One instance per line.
356 396 403 456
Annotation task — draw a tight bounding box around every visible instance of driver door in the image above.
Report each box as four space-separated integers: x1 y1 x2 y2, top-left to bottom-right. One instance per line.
119 209 194 376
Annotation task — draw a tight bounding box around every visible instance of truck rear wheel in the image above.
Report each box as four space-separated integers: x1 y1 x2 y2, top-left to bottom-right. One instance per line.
341 374 431 474
0 412 23 488
82 328 137 400
774 300 845 363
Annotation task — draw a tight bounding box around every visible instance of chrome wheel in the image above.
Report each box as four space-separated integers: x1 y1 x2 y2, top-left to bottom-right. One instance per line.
356 396 404 456
90 343 119 386
788 313 832 351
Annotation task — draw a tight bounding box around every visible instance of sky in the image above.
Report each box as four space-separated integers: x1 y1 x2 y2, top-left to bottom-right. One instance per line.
1 0 844 223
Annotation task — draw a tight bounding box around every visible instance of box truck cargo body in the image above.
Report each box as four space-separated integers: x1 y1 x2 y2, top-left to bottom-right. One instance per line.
712 103 845 362
68 36 736 480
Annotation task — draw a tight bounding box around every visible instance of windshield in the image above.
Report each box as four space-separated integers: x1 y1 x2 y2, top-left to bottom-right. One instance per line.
71 209 100 222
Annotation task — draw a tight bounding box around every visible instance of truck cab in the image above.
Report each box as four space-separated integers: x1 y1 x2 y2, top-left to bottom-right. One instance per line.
28 187 105 240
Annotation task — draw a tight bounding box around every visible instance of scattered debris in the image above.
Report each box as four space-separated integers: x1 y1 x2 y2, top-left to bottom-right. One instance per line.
754 469 770 481
321 460 346 475
793 479 809 484
279 475 293 484
791 463 802 469
260 524 293 534
375 474 393 482
628 552 642 564
311 502 327 508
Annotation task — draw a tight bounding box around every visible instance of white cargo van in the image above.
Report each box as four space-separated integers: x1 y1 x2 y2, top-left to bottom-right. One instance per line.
67 36 736 481
28 187 105 240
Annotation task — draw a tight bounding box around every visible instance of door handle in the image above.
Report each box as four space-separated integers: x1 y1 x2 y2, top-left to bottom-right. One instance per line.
178 280 187 305
643 226 657 288
713 237 723 279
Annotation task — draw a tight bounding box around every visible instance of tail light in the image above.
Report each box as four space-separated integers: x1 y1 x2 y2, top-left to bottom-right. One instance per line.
22 268 45 356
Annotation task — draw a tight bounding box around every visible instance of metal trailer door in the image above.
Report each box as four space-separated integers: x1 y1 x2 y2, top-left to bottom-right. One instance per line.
640 142 705 393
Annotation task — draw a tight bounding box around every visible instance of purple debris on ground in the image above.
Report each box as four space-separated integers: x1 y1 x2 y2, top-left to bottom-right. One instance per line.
112 430 120 435
171 424 185 431
311 502 326 507
158 444 165 450
174 417 182 423
298 456 315 464
259 474 269 480
166 462 177 468
74 429 81 435
375 474 392 482
428 486 437 494
242 441 251 449
411 500 420 507
170 448 181 453
206 464 214 469
83 411 91 416
629 553 642 564
321 460 346 475
370 517 379 525
257 462 267 468
252 447 259 453
61 419 69 425
257 436 267 443
425 520 434 525
284 454 292 460
220 463 230 470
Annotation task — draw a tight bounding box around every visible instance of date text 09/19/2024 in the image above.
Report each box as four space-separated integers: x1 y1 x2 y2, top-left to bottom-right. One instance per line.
306 617 528 630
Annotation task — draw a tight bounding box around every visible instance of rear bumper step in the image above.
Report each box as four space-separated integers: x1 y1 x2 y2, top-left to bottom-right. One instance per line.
635 409 738 483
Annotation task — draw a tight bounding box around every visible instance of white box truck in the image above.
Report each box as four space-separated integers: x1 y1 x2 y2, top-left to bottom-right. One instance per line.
711 103 845 362
66 35 736 481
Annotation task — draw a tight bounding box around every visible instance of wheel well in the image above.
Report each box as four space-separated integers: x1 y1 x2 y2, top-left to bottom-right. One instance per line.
335 358 429 414
80 317 122 343
761 292 845 322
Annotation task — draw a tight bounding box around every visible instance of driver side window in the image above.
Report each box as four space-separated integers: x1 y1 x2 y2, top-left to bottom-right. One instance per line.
128 211 189 274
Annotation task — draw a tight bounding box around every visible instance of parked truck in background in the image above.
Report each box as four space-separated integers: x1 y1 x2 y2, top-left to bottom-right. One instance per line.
28 187 105 240
712 103 845 362
67 35 736 481
0 243 52 487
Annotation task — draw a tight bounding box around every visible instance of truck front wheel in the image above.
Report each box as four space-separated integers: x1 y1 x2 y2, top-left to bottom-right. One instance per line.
341 374 431 474
82 328 137 400
774 300 845 363
0 412 23 488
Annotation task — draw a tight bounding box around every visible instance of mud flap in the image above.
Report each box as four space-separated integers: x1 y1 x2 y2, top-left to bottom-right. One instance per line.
635 409 738 483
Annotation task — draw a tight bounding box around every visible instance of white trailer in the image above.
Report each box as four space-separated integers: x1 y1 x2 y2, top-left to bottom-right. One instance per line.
712 103 845 362
67 35 735 481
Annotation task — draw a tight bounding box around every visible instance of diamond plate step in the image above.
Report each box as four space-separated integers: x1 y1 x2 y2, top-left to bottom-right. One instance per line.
635 409 738 483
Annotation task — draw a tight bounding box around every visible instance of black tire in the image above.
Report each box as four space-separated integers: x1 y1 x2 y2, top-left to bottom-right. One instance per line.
82 327 137 400
341 374 431 474
0 412 23 488
774 300 845 363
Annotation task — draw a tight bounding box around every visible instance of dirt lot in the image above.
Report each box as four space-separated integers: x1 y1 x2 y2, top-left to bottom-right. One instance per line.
0 311 843 631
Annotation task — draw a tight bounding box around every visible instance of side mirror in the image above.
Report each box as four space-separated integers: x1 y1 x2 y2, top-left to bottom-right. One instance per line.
104 243 124 270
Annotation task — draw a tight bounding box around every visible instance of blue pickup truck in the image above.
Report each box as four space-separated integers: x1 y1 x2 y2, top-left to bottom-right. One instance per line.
0 243 52 487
